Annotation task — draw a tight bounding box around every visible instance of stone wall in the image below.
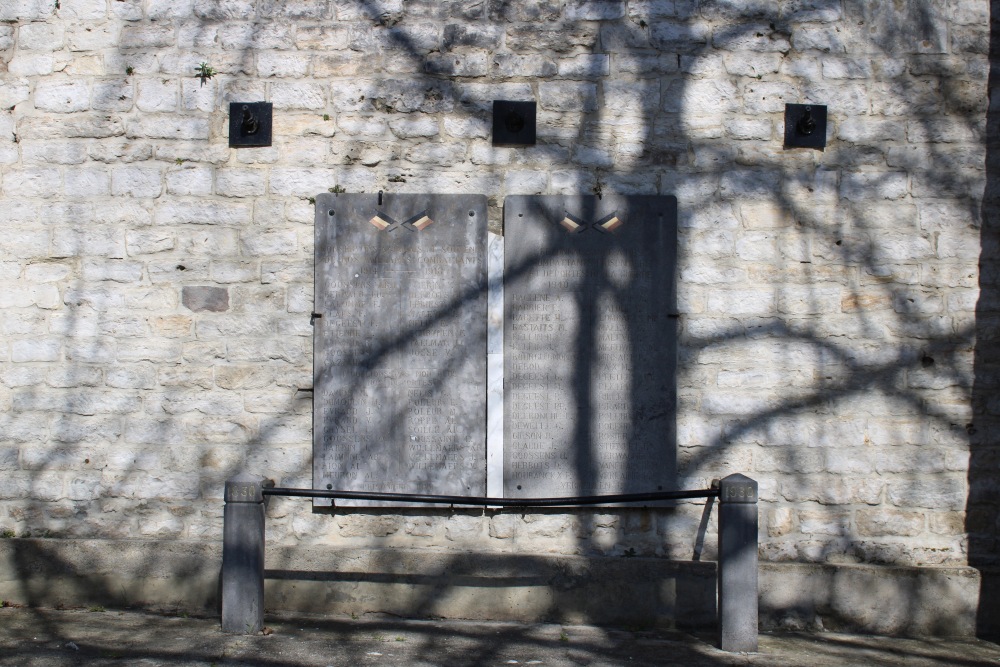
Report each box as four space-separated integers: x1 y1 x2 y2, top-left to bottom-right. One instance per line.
0 0 994 630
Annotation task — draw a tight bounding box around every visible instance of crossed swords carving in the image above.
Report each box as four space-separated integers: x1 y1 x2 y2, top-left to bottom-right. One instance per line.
368 210 434 232
559 211 623 234
367 209 621 235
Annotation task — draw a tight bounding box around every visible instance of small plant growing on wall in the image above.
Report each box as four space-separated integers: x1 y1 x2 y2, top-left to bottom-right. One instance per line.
195 62 216 86
329 185 346 194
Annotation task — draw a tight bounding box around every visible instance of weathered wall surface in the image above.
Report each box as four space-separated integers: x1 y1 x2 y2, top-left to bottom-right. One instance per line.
0 0 994 632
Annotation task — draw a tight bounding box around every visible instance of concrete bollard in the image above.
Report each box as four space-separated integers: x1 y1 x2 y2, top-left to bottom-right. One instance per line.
221 473 267 634
717 473 759 652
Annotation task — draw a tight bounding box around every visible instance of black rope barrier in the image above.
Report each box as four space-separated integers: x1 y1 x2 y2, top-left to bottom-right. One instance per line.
262 486 719 507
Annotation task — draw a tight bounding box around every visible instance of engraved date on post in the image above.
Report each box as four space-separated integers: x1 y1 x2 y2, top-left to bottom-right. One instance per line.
226 484 259 502
723 484 757 503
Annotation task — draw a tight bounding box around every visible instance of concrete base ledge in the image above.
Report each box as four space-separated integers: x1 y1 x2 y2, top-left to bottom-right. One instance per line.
0 538 987 637
262 545 717 629
759 562 981 637
0 538 222 612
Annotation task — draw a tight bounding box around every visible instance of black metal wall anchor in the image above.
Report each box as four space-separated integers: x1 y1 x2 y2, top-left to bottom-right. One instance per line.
797 106 816 135
493 100 536 147
229 101 272 147
505 110 524 133
240 105 259 135
784 103 827 150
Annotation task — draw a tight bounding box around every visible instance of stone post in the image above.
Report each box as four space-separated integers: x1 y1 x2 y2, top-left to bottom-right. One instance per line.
717 473 759 652
222 473 266 634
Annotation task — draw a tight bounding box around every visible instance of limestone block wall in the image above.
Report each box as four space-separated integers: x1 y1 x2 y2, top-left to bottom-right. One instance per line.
0 0 992 583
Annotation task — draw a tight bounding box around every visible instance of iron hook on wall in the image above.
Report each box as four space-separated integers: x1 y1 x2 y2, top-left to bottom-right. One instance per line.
784 103 827 150
796 106 816 136
229 102 272 147
493 100 536 147
240 105 259 136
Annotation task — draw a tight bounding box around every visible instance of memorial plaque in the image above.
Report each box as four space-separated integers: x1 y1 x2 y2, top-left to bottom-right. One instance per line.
503 195 677 499
313 193 488 506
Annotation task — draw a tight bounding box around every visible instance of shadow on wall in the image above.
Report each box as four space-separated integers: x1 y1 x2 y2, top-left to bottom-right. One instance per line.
0 0 991 641
969 0 1000 642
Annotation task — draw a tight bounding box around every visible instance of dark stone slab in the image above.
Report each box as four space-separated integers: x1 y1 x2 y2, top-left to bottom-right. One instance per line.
182 286 229 312
313 193 488 506
503 195 677 499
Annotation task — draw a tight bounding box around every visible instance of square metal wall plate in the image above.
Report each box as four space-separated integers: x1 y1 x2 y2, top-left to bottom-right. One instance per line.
229 101 272 148
492 100 536 147
784 103 827 150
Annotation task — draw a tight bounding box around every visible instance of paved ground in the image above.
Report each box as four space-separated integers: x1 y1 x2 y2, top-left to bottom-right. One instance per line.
1 607 999 667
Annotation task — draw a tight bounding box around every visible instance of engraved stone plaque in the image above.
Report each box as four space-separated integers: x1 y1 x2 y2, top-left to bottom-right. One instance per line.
503 195 677 498
313 193 488 506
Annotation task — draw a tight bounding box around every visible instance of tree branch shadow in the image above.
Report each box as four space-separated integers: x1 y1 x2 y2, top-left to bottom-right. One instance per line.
0 0 993 647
